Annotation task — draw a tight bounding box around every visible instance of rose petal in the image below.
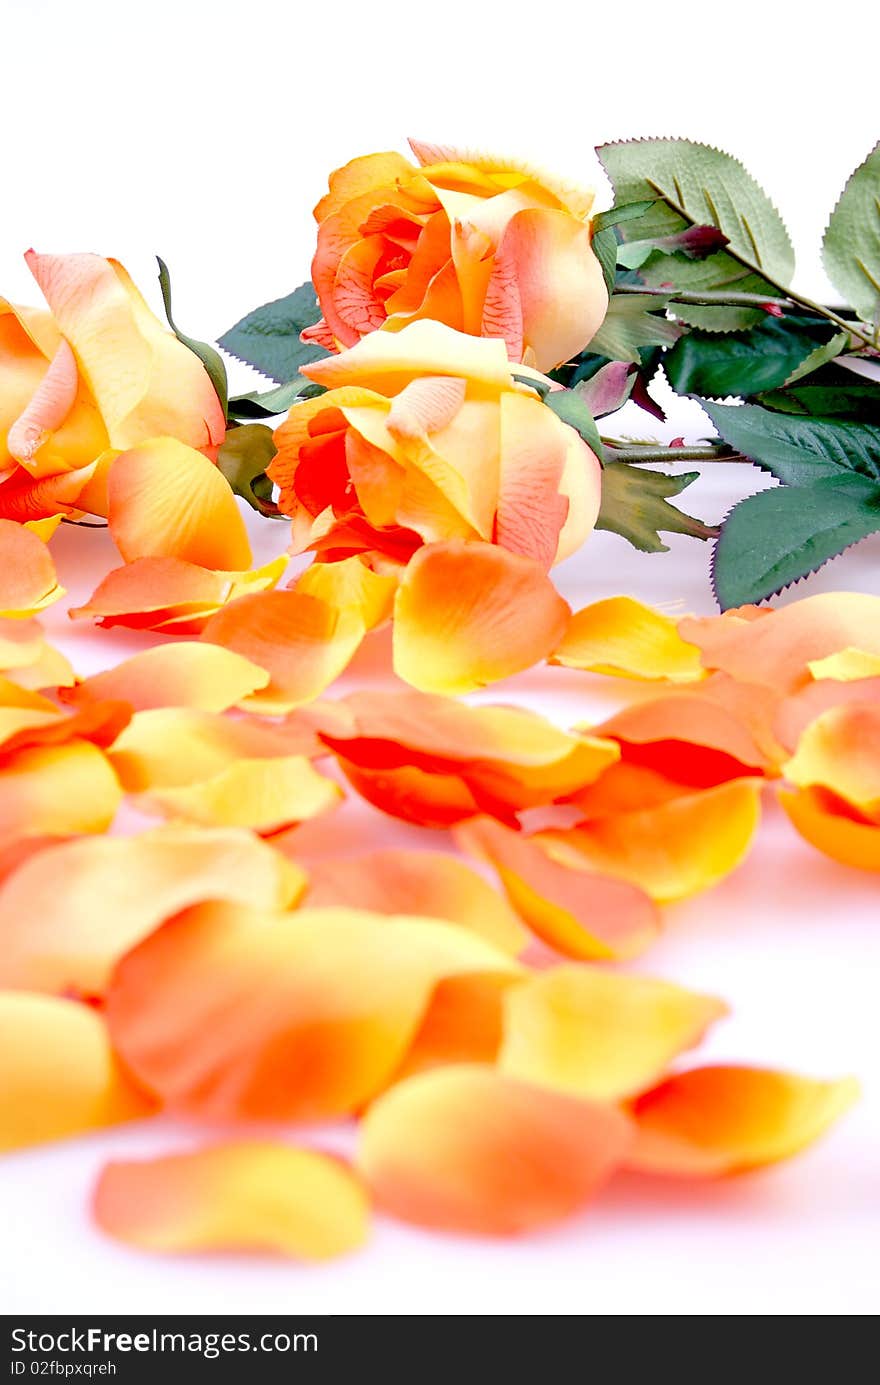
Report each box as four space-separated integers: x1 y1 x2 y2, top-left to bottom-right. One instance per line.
553 597 705 683
779 786 880 872
783 705 880 818
93 1142 369 1260
626 1066 859 1176
499 965 727 1101
135 755 341 833
0 740 121 841
0 519 64 617
60 643 270 713
69 555 288 634
357 1064 631 1235
0 992 153 1151
808 647 880 681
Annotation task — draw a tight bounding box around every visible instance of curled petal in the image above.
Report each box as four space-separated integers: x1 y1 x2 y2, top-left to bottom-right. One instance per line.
553 597 705 683
538 779 763 904
69 554 287 634
779 786 880 872
0 992 153 1151
626 1066 859 1177
303 319 516 395
60 643 270 713
106 902 521 1121
0 519 63 617
499 965 727 1101
357 1065 632 1235
775 676 880 754
0 462 96 524
108 438 251 568
0 825 304 997
457 817 660 961
393 540 570 694
93 1143 369 1260
7 339 79 465
783 705 880 818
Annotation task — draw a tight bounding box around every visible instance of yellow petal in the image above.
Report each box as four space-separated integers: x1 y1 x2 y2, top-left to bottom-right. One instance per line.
553 597 705 682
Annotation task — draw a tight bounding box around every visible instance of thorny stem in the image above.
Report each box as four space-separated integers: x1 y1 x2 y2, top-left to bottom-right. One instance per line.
613 283 860 319
603 444 752 465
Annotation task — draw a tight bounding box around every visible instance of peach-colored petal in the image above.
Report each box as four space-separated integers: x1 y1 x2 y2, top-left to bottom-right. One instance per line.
26 251 225 451
626 1066 859 1176
393 540 570 694
108 438 251 568
134 755 341 833
0 740 121 841
458 817 661 961
60 643 270 714
93 1142 369 1260
0 690 130 757
7 338 79 465
106 901 520 1121
0 992 153 1151
303 848 528 956
69 554 287 634
357 1065 631 1235
553 597 705 683
774 676 880 755
538 779 763 904
201 589 365 711
303 318 516 394
779 786 880 871
783 705 880 818
499 965 727 1101
0 519 64 616
0 825 304 997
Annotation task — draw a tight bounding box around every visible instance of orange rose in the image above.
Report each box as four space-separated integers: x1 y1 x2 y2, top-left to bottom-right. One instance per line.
0 251 226 523
269 320 602 573
304 141 608 373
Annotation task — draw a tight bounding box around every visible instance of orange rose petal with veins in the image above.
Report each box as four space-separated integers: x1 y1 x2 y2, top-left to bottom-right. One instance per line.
303 848 528 956
106 901 521 1121
553 596 705 683
679 593 880 694
457 817 660 960
0 740 121 841
393 540 570 695
134 754 341 833
93 1143 369 1260
626 1065 859 1177
108 438 251 568
59 643 270 714
357 1065 632 1235
779 786 880 871
109 707 321 794
783 705 880 819
202 589 365 712
0 825 304 997
69 555 288 634
499 965 727 1101
0 993 154 1152
0 519 64 617
537 779 763 904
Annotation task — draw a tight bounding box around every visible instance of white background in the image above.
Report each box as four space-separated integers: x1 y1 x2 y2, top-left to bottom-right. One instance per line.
1 0 879 1317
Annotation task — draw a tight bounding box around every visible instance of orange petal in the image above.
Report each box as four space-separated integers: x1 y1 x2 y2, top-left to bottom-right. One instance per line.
294 556 397 630
93 1142 369 1260
0 740 121 841
626 1066 859 1176
774 676 880 754
779 786 880 872
538 779 763 904
0 825 304 997
0 518 64 616
60 642 270 713
393 540 570 694
679 593 880 695
303 848 528 955
553 597 705 683
134 755 341 833
332 758 482 828
392 973 518 1080
0 992 153 1151
457 817 660 961
499 965 727 1101
202 590 364 711
783 705 880 818
69 554 288 634
357 1065 632 1235
108 438 251 568
106 901 520 1121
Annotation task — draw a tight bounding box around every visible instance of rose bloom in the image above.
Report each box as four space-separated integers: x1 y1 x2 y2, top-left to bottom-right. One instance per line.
0 251 226 522
304 141 608 373
269 320 602 573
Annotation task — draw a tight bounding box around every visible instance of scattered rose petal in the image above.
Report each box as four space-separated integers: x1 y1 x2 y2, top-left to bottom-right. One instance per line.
552 597 704 683
59 642 270 713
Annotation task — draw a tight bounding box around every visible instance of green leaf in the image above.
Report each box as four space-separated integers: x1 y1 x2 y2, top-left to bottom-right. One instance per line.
712 474 880 609
664 317 836 399
543 390 606 461
156 257 229 418
591 227 618 297
219 282 327 384
597 138 794 284
216 424 279 515
597 462 716 552
588 294 681 363
822 142 880 323
228 378 324 421
699 401 880 485
758 372 880 423
592 201 658 234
